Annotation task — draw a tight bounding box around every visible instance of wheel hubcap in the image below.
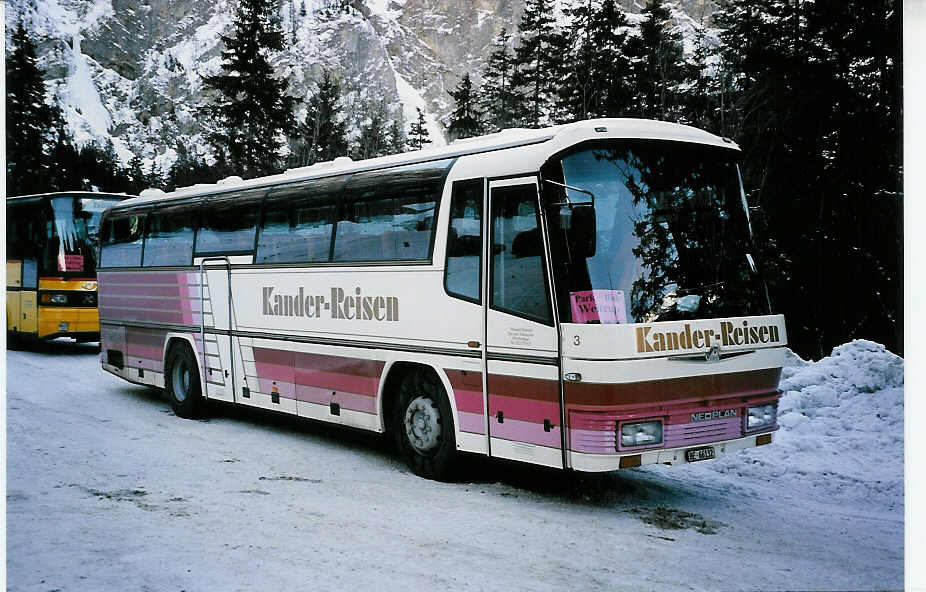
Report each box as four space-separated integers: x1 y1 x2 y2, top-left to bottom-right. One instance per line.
172 360 190 402
404 396 441 454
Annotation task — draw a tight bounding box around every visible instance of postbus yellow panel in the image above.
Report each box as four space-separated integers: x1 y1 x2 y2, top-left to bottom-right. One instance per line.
37 307 100 338
7 289 22 332
20 291 37 333
7 261 22 288
38 278 97 291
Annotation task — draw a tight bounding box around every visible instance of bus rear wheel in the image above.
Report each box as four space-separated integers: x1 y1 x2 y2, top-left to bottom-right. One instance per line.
392 370 456 481
166 342 204 419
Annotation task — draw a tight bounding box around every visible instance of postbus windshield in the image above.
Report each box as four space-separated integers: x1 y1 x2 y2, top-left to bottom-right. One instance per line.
44 195 121 275
543 140 768 324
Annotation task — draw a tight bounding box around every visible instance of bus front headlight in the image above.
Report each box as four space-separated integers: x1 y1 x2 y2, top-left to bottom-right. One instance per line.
41 293 69 305
620 421 663 448
747 404 777 430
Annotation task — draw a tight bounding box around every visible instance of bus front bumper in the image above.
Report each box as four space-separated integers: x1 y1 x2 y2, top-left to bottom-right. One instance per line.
569 430 776 472
37 307 100 340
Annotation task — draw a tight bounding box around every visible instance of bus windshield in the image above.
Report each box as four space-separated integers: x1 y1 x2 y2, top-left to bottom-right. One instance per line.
544 140 768 324
45 196 120 275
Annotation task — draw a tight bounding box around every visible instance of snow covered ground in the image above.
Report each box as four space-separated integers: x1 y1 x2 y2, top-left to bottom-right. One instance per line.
5 340 903 591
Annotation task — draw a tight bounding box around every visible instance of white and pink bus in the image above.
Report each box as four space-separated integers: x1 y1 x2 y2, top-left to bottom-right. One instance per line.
98 118 786 479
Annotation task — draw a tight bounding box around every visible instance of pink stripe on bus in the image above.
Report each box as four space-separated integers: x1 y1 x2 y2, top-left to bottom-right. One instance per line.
488 394 559 424
458 411 485 434
296 383 330 406
568 428 617 454
102 271 190 284
491 417 561 448
126 344 162 361
295 384 377 413
257 378 296 398
253 347 294 367
107 309 187 324
254 359 295 383
101 285 194 298
99 297 203 312
295 352 384 379
335 391 377 414
452 388 483 414
295 369 379 396
253 347 383 395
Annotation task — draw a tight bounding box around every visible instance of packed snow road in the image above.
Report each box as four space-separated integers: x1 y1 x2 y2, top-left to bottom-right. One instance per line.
6 340 903 591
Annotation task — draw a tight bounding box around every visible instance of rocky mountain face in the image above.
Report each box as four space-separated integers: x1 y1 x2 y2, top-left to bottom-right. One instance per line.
6 0 710 172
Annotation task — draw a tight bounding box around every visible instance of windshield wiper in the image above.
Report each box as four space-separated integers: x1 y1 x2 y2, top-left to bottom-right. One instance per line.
542 179 596 206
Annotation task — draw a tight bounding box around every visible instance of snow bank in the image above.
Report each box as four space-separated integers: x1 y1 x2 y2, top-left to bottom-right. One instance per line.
694 340 904 511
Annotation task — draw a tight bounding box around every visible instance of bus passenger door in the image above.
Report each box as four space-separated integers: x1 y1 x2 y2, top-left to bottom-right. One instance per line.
483 178 564 469
19 259 38 334
198 258 235 402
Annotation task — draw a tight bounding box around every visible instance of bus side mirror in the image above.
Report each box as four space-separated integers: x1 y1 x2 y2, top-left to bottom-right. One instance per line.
561 204 596 258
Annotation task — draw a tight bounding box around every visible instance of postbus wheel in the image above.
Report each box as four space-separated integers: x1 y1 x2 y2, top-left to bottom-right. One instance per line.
392 369 456 481
165 342 204 419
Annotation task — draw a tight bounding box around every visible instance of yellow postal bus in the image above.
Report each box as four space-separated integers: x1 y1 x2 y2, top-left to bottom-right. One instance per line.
7 192 127 342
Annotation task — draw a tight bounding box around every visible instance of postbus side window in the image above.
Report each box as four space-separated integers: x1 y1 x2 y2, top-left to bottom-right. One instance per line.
7 204 25 261
444 179 483 303
490 185 552 324
142 207 196 267
7 202 40 288
100 214 145 268
195 198 260 255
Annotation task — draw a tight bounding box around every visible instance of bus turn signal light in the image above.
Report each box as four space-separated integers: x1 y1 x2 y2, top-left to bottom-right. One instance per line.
619 455 642 469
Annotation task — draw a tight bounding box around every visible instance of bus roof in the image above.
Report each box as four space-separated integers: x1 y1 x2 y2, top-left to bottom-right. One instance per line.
116 118 738 209
6 191 131 203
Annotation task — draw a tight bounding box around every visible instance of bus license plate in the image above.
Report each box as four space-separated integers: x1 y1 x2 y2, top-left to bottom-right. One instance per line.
686 447 715 462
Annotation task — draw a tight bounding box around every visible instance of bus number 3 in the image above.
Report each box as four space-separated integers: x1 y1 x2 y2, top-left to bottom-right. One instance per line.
573 335 581 346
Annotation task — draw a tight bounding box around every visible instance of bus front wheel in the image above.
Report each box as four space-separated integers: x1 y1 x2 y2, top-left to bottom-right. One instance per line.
392 370 456 481
165 342 204 419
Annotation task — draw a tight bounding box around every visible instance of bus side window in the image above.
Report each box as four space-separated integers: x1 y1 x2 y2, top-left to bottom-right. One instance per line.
490 185 552 324
333 159 450 263
195 202 259 255
100 214 145 268
143 208 196 267
444 179 483 303
257 198 336 264
333 195 399 262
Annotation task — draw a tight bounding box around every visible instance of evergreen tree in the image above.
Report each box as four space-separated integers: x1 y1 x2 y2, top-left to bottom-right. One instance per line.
626 0 686 121
680 27 721 131
145 161 167 192
481 28 518 132
589 0 633 117
290 70 349 167
75 140 131 193
127 151 146 193
353 104 389 160
510 0 559 127
386 119 406 155
712 0 902 357
6 21 55 195
204 0 297 179
555 0 632 121
168 144 218 190
447 73 483 140
407 107 431 150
